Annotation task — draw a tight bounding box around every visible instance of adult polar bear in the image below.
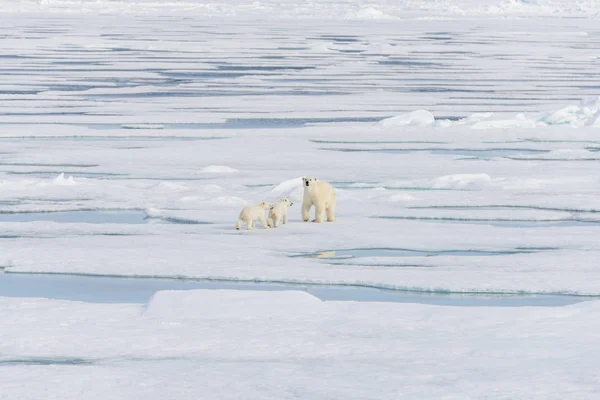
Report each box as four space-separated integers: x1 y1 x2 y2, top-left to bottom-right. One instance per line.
301 177 336 223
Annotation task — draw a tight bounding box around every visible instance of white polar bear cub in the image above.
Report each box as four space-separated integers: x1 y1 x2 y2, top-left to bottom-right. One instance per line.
301 177 336 223
268 198 294 228
236 201 271 230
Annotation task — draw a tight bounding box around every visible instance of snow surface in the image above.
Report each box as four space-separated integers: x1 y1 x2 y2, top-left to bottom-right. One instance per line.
3 0 600 18
376 110 436 127
198 165 240 174
2 290 600 399
2 2 600 398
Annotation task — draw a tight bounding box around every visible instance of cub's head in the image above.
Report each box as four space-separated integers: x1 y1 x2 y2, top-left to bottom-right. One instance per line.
259 201 271 209
280 198 293 207
302 177 318 188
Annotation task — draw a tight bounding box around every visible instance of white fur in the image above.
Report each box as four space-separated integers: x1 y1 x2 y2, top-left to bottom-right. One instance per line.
236 201 271 230
301 177 336 223
267 198 294 228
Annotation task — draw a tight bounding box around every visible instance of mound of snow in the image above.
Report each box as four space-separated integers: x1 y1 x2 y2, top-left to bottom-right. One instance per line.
198 165 239 174
144 207 161 218
581 96 600 113
471 113 538 130
377 110 435 127
431 173 492 190
435 119 454 128
468 98 600 129
374 99 600 131
344 6 397 20
271 177 304 200
539 98 600 127
457 112 495 124
53 173 76 186
540 105 586 126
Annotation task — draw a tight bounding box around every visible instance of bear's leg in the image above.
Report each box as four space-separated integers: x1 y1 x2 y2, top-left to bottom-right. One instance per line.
301 202 311 222
247 219 254 230
273 213 280 228
236 218 243 230
267 214 274 228
283 211 288 225
259 215 270 229
326 201 336 222
313 203 325 223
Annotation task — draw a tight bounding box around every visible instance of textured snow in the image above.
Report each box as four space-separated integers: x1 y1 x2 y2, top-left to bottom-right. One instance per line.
466 98 600 129
430 173 492 189
2 291 600 399
52 173 77 186
375 97 600 130
377 110 436 127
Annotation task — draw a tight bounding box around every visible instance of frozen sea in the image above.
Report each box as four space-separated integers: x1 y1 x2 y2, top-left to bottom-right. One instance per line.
2 1 600 399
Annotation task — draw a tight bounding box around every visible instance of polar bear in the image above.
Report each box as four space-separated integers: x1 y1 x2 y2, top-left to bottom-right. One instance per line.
235 201 271 230
267 198 293 228
301 177 336 223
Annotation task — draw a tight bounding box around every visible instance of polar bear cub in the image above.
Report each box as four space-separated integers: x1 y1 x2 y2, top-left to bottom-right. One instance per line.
301 177 336 223
236 201 271 230
267 198 294 228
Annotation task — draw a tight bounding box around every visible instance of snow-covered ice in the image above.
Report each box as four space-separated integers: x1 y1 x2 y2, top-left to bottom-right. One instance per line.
376 110 436 127
2 290 600 399
2 1 600 398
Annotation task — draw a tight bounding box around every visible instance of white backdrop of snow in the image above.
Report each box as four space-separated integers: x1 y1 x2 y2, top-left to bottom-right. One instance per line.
0 7 600 399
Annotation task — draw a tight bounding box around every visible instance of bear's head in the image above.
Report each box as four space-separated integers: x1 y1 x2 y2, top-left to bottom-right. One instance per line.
302 177 317 189
280 198 294 207
259 201 271 209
